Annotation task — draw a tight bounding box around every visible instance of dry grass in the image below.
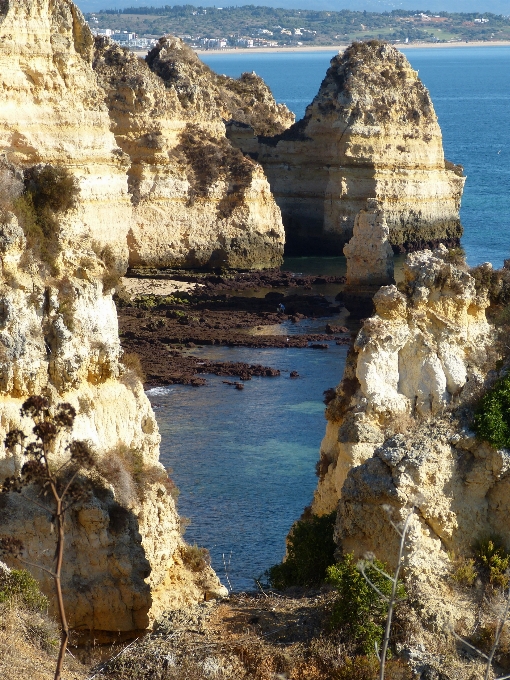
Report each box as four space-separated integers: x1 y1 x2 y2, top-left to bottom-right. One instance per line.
0 601 86 680
120 351 146 384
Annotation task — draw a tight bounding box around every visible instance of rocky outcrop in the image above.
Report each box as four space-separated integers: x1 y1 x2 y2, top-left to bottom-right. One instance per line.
0 1 286 270
146 36 294 137
93 37 286 270
309 247 510 636
341 202 394 317
313 246 493 516
0 190 226 635
228 41 465 256
344 203 394 288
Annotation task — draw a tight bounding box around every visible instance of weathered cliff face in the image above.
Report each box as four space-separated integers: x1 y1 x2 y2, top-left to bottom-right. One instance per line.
0 0 132 259
0 1 286 270
228 41 465 256
314 246 492 515
311 247 507 631
146 36 295 137
0 195 226 634
93 38 285 270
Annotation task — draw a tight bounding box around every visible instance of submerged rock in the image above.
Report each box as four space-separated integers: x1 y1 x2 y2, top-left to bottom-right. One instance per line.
228 40 465 256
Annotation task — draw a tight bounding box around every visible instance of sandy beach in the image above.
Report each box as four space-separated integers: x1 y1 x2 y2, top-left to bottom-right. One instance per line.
194 40 510 55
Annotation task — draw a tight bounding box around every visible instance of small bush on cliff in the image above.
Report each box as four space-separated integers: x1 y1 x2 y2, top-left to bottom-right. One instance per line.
0 568 48 611
181 544 211 572
13 164 79 268
475 536 510 589
267 511 336 589
327 554 406 656
473 372 510 449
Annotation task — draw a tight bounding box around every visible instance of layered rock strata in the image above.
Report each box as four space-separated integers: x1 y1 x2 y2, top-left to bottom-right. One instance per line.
228 41 465 255
93 37 286 269
0 1 287 270
0 201 226 634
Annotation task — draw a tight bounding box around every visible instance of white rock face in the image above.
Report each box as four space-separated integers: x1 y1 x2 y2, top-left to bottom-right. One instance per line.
313 246 492 516
344 205 394 286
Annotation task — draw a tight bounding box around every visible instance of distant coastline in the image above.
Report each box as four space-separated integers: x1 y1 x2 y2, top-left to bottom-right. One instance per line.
193 40 510 55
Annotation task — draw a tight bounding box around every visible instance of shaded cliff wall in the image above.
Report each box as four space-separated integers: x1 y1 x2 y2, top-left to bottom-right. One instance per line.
228 41 465 256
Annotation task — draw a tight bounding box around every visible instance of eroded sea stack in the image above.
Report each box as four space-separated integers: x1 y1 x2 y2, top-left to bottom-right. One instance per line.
228 41 465 255
0 1 289 270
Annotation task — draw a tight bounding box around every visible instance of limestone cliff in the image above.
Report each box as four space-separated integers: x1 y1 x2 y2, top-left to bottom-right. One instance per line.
0 0 286 270
146 36 294 137
314 246 492 516
310 247 510 639
93 38 285 269
0 201 227 636
228 41 465 256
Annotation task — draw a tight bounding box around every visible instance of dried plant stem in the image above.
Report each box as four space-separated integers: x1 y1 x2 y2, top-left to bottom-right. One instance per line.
53 492 69 680
378 511 413 680
485 585 510 680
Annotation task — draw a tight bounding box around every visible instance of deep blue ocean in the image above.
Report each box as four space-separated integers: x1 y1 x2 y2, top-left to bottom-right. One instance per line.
151 48 510 591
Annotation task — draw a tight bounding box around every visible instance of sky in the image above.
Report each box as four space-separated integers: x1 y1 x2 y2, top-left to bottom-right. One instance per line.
75 0 510 16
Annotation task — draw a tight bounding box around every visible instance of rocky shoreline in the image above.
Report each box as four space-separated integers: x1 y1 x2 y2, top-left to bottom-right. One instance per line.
117 269 351 387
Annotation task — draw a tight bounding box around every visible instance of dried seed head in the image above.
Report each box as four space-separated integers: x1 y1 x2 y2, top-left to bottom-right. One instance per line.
4 429 26 450
21 395 50 418
69 441 95 469
54 403 76 428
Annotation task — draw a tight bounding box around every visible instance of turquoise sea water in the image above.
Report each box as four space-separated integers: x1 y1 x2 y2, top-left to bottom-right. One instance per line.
203 47 510 268
151 48 510 591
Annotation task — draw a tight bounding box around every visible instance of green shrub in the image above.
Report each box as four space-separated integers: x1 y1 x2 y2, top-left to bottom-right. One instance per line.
450 555 477 587
181 544 211 572
12 164 79 268
473 373 510 449
0 568 48 611
474 536 510 588
327 554 405 655
266 512 336 589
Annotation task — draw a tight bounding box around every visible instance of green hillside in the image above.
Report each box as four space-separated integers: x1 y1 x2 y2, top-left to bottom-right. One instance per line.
86 6 510 46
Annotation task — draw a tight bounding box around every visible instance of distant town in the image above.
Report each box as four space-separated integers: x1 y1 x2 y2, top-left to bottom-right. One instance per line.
85 6 510 51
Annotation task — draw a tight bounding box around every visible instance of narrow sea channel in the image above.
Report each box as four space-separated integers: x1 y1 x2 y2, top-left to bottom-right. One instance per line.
149 343 348 592
148 47 509 591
